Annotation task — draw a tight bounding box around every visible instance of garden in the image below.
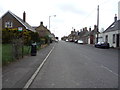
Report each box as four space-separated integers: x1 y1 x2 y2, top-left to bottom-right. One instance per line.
2 28 49 65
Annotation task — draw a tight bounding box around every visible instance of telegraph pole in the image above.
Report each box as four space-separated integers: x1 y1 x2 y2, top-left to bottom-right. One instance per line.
96 5 99 43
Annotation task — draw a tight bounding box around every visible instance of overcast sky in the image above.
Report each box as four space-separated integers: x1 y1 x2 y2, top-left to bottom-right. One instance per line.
0 0 119 38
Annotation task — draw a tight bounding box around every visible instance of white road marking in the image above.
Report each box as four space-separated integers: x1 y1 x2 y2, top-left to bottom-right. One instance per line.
101 65 118 77
23 45 55 89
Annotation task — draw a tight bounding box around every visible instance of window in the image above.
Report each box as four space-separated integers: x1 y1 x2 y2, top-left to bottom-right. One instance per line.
5 21 13 28
113 34 115 43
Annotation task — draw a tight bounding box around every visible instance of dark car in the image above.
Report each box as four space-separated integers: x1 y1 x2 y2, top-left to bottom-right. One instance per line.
95 42 109 49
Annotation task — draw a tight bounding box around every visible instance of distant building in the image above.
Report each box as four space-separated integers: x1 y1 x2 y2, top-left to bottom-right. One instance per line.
35 22 51 38
78 26 98 44
1 11 35 32
88 25 99 44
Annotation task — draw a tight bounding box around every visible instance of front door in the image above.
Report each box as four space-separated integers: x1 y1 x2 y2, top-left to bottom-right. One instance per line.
116 34 120 47
90 35 94 44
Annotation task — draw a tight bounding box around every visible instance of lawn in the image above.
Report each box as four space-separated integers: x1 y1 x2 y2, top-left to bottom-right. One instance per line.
2 44 40 65
2 43 42 65
2 44 13 65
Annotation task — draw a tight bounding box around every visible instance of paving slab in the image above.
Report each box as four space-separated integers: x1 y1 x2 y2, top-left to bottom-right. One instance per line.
2 43 55 88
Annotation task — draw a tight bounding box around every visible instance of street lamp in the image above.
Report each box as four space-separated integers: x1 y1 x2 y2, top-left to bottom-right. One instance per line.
49 15 56 30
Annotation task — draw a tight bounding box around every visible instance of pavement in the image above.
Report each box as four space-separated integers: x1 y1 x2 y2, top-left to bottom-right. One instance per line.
2 42 55 88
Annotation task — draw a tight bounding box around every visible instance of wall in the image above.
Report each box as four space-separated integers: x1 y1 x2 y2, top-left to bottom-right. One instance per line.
103 30 119 47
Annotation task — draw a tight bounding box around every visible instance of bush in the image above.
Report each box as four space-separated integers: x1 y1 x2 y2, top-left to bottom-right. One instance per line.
2 28 41 45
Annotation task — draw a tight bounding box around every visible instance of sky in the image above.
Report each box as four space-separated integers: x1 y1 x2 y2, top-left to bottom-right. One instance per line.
0 0 120 38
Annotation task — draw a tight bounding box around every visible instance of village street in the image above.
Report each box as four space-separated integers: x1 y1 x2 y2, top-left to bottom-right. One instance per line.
2 41 119 89
29 41 118 88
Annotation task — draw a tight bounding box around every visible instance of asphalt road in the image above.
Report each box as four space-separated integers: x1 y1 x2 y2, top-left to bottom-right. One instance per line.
30 41 118 88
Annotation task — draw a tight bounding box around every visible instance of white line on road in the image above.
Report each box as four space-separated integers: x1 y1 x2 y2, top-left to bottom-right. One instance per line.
101 65 118 77
23 45 55 89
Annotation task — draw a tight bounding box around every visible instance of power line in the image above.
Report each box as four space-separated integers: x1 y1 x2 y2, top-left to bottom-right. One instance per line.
79 0 117 29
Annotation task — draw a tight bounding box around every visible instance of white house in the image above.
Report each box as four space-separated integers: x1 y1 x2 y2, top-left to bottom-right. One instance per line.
102 16 120 48
98 2 120 48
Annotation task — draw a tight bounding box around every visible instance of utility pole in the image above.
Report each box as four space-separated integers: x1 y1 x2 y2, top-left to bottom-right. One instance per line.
96 5 99 43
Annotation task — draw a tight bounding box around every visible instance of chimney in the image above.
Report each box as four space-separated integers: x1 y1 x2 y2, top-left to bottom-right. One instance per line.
40 21 43 25
114 14 117 22
83 28 85 31
89 27 91 31
94 25 97 30
74 29 75 32
118 1 120 20
23 11 26 22
84 27 87 31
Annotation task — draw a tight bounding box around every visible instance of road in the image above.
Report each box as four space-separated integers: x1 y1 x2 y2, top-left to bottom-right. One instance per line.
29 41 118 88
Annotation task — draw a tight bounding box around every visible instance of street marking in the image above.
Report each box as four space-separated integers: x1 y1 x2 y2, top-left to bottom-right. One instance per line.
101 65 118 77
23 45 55 89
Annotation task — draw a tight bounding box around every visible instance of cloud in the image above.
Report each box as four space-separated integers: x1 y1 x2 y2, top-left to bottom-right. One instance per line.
58 3 86 15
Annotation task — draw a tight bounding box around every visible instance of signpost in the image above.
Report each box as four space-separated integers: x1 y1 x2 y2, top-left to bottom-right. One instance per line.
18 27 24 58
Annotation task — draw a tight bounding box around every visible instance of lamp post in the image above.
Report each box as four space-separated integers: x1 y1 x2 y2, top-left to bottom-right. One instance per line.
49 15 56 30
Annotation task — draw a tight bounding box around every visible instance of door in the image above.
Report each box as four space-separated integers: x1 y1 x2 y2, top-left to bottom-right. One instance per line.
90 35 94 44
116 34 120 47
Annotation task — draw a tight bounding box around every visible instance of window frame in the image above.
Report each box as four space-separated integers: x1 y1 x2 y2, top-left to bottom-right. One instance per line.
5 21 13 28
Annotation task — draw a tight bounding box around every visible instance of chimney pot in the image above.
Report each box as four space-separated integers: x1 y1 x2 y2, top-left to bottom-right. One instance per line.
85 27 87 31
94 25 97 30
89 27 91 31
114 14 117 22
40 21 43 25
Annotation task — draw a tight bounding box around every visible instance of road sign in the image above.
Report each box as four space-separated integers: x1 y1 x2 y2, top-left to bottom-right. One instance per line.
18 27 23 31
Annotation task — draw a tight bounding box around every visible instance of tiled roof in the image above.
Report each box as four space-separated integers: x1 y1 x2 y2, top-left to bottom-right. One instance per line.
4 11 36 32
103 20 120 33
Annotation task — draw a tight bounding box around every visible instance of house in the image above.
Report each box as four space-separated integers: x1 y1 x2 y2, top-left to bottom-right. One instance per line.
35 21 51 38
68 29 78 41
34 21 55 43
1 11 35 32
49 33 56 41
78 25 98 44
103 15 120 48
79 27 89 44
88 25 98 44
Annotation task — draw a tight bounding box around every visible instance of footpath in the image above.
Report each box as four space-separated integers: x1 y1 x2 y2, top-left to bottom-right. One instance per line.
2 43 55 88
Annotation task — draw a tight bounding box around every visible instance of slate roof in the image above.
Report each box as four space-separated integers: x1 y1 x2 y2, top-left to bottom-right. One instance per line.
103 20 120 33
2 11 36 32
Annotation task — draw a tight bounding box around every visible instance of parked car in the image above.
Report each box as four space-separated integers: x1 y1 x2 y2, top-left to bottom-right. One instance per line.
77 40 83 44
94 42 109 49
74 40 78 43
65 39 69 42
55 39 59 42
69 39 74 42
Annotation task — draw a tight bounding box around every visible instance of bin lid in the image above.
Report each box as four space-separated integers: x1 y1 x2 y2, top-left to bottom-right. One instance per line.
32 42 36 45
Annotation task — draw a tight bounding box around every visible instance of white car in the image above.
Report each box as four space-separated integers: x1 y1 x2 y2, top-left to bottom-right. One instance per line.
66 39 69 42
77 40 83 44
55 39 59 42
